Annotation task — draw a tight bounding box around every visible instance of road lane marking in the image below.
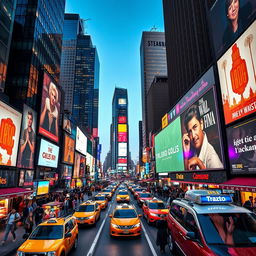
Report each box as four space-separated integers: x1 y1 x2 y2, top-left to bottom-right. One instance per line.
86 202 112 256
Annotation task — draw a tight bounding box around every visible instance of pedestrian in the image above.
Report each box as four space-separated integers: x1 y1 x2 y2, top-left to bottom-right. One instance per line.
24 212 34 235
1 209 21 246
243 196 253 211
156 214 168 254
34 205 44 226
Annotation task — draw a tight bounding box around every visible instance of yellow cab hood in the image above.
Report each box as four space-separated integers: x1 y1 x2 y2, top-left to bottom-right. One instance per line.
95 200 105 204
112 218 139 226
74 211 94 218
19 239 63 252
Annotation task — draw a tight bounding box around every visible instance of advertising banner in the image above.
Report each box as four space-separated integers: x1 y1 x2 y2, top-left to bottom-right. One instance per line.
73 152 80 178
0 101 22 167
155 117 184 173
37 181 50 196
118 143 127 157
118 116 127 123
63 135 75 164
62 165 72 179
38 139 59 168
118 158 127 164
118 98 126 105
76 127 87 155
209 0 256 57
0 170 17 188
17 105 37 169
87 139 93 155
227 117 256 174
118 132 127 142
39 73 61 143
63 115 71 134
162 114 168 129
118 124 127 132
218 20 256 124
19 170 34 187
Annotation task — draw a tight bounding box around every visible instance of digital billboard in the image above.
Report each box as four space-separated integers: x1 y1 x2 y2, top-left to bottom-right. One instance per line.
63 115 71 134
0 101 22 167
17 105 37 169
209 0 256 57
63 135 75 164
227 117 256 174
19 170 34 187
118 158 127 164
118 116 127 123
38 139 59 168
218 20 256 124
39 73 61 143
118 98 126 105
73 152 81 178
118 132 127 142
118 124 127 132
62 165 72 179
37 181 50 196
118 143 127 157
76 127 87 155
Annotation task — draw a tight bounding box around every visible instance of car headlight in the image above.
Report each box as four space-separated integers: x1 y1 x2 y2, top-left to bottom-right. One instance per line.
87 215 95 219
111 223 119 228
47 252 57 256
16 252 24 256
133 223 141 228
150 213 159 217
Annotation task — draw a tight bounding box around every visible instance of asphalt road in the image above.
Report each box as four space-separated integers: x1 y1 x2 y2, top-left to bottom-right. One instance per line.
11 186 172 256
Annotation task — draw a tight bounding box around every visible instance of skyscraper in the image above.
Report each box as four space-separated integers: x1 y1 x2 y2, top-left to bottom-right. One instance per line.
111 88 129 172
0 0 17 92
5 0 65 109
162 0 213 109
140 31 167 148
60 13 84 114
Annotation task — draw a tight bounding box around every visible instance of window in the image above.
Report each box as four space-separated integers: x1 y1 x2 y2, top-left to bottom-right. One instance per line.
170 203 186 226
184 212 201 241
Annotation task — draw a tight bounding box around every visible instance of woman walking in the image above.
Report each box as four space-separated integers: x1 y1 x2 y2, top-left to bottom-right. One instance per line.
156 215 168 254
25 212 34 235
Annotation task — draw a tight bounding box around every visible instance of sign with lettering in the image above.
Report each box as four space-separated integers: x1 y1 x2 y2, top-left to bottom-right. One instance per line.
0 170 17 188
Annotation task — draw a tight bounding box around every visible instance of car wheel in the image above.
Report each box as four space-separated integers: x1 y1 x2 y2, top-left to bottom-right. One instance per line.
73 236 78 250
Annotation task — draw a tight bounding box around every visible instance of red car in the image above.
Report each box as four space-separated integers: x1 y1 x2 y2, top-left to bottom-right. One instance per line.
133 188 144 199
143 198 169 225
167 190 256 256
137 192 153 207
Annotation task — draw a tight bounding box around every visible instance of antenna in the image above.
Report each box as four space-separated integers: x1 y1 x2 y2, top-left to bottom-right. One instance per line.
81 18 91 34
150 25 158 32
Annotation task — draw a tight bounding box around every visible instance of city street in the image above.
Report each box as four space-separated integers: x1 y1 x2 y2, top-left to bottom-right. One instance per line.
10 188 171 256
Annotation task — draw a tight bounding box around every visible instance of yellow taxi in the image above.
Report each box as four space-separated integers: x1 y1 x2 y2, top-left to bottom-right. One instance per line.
73 200 101 226
101 188 113 200
94 194 108 209
17 216 78 256
109 204 142 237
116 190 130 203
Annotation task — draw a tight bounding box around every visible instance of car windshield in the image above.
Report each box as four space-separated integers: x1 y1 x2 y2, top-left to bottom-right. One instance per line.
113 209 137 218
149 203 166 209
198 213 256 246
140 193 151 198
95 196 105 200
29 225 63 240
119 192 128 195
103 189 111 192
135 188 143 192
77 205 94 212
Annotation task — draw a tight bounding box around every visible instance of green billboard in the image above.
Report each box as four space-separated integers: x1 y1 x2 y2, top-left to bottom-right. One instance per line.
155 117 184 173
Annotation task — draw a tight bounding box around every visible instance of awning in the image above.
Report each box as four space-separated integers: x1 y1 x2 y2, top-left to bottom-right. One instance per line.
0 188 32 199
219 177 256 192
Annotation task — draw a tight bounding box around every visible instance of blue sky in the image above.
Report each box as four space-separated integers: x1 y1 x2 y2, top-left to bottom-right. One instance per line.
65 0 165 163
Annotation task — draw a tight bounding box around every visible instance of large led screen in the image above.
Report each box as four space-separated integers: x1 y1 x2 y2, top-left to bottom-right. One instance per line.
37 181 50 196
227 117 256 174
39 73 61 143
218 20 256 124
118 143 127 157
74 152 86 178
209 0 256 57
0 101 22 167
17 105 37 169
118 158 127 164
38 139 59 168
19 170 34 187
76 127 87 155
118 132 127 142
63 115 71 134
62 165 72 179
118 116 127 123
63 135 75 164
155 117 184 173
118 124 127 132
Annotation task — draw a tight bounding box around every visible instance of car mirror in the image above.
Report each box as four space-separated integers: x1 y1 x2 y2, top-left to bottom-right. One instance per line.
65 232 72 238
109 214 113 218
138 214 142 217
186 231 196 241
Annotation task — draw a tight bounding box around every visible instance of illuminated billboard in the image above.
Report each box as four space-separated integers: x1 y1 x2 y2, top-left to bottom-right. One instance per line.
118 116 127 123
73 152 86 178
17 105 37 169
118 158 127 164
63 115 71 134
38 139 59 168
118 132 127 142
76 127 87 155
218 20 256 125
19 170 34 187
118 98 126 105
62 165 72 179
0 101 22 167
118 143 127 157
39 73 61 143
63 135 75 164
118 124 127 132
37 181 50 196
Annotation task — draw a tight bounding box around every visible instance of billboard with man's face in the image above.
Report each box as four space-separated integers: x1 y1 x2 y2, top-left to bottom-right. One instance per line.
0 101 22 167
17 105 37 169
39 73 61 143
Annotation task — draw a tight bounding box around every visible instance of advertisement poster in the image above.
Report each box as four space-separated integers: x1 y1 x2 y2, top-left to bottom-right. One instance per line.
63 135 75 164
73 152 80 178
209 0 256 57
118 132 127 142
39 73 61 143
62 165 72 179
37 181 50 196
0 170 17 188
118 98 126 105
118 143 127 157
17 105 37 169
118 158 127 164
227 117 256 174
19 170 34 187
38 139 59 168
155 117 184 173
63 115 71 134
180 89 224 171
218 20 256 124
0 101 22 167
118 116 127 123
118 124 127 132
79 155 86 178
76 127 87 155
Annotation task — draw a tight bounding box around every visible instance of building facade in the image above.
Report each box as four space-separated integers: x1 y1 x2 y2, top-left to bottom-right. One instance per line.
140 31 167 148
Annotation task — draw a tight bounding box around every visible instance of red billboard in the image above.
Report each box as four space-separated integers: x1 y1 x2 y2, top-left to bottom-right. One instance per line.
118 158 127 164
118 116 127 123
118 132 127 142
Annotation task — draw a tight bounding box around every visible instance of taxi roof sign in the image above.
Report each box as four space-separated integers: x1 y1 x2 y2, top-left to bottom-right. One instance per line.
185 190 233 205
